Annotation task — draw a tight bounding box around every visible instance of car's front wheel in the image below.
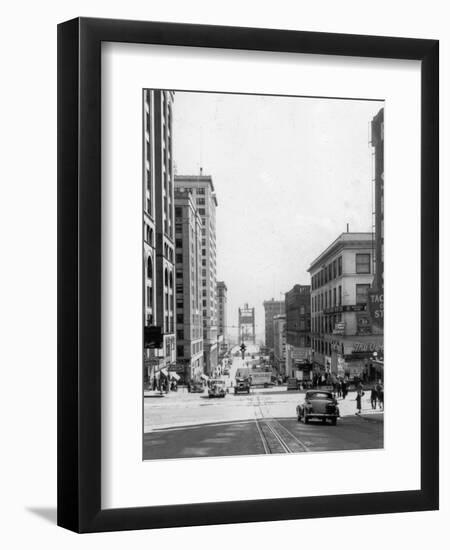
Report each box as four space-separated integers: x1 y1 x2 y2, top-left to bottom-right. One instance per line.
303 411 309 424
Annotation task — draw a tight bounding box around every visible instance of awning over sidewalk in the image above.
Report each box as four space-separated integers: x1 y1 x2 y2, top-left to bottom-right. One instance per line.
200 374 209 381
159 368 168 376
169 372 180 381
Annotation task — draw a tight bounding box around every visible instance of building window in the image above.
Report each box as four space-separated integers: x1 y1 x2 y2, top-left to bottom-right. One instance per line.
198 188 205 195
356 284 370 304
176 314 184 323
300 305 305 315
147 256 153 279
177 346 184 358
333 287 336 306
338 285 342 306
356 253 371 274
338 256 342 276
197 198 205 205
176 254 183 263
198 208 206 215
177 330 184 340
146 286 153 308
175 207 182 217
175 238 182 248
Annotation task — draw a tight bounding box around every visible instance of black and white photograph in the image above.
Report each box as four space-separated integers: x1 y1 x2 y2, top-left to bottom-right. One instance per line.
142 90 384 460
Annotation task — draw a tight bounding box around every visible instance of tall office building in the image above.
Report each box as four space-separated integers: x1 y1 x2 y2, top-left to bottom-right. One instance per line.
285 285 312 379
263 299 285 349
174 190 204 383
174 173 218 375
217 281 228 339
273 314 287 377
371 107 384 294
143 90 176 386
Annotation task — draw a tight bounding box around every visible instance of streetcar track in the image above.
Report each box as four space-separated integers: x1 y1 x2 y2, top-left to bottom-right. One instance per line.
254 395 310 454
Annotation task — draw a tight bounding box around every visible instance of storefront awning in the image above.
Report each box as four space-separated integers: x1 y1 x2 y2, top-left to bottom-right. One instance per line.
160 368 168 376
200 374 209 381
170 372 180 381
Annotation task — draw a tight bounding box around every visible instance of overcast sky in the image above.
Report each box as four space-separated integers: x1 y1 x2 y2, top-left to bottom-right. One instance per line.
172 91 384 342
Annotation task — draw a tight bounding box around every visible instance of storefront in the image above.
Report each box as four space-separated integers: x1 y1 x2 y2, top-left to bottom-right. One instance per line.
327 335 383 382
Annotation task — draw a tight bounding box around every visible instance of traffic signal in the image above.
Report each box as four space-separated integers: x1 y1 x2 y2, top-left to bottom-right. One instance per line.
240 343 246 358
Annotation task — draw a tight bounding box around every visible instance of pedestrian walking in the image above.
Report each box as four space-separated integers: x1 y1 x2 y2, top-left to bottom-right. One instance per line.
370 385 378 409
355 382 364 415
376 381 384 410
341 380 347 399
337 380 342 398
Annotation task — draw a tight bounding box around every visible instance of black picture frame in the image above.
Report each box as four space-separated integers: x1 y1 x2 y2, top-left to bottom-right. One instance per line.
57 17 439 533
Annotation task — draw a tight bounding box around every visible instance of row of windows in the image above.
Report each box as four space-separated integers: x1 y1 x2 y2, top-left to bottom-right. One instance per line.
312 339 338 357
312 314 342 335
177 186 206 195
312 286 342 312
312 283 370 314
312 257 342 289
176 340 203 359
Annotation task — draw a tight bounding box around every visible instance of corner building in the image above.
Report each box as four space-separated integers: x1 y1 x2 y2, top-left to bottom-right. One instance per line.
174 174 218 375
308 232 382 382
143 90 176 386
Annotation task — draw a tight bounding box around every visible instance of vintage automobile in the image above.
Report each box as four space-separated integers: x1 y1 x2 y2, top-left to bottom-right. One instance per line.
234 377 250 395
189 382 205 393
296 390 340 425
208 379 227 398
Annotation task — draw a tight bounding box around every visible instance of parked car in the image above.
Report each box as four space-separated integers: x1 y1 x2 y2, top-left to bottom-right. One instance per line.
296 390 340 425
286 378 300 390
208 379 227 398
189 382 204 393
234 377 250 394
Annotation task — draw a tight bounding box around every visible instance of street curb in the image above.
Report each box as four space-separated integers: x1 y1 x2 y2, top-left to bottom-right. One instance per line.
359 414 384 424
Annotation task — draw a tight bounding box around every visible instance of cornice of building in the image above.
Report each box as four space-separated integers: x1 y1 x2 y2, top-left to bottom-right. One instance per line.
308 232 373 272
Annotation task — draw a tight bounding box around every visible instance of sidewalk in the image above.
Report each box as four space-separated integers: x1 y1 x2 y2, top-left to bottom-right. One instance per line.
338 390 384 422
144 386 198 398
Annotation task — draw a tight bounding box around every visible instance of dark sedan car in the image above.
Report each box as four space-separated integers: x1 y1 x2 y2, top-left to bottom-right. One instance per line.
296 390 340 425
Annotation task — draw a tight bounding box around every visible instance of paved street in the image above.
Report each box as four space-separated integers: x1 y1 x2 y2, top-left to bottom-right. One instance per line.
144 355 383 460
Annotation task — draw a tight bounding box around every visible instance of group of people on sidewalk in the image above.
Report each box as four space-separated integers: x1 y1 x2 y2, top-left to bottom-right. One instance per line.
331 379 349 399
355 381 384 415
330 379 384 415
